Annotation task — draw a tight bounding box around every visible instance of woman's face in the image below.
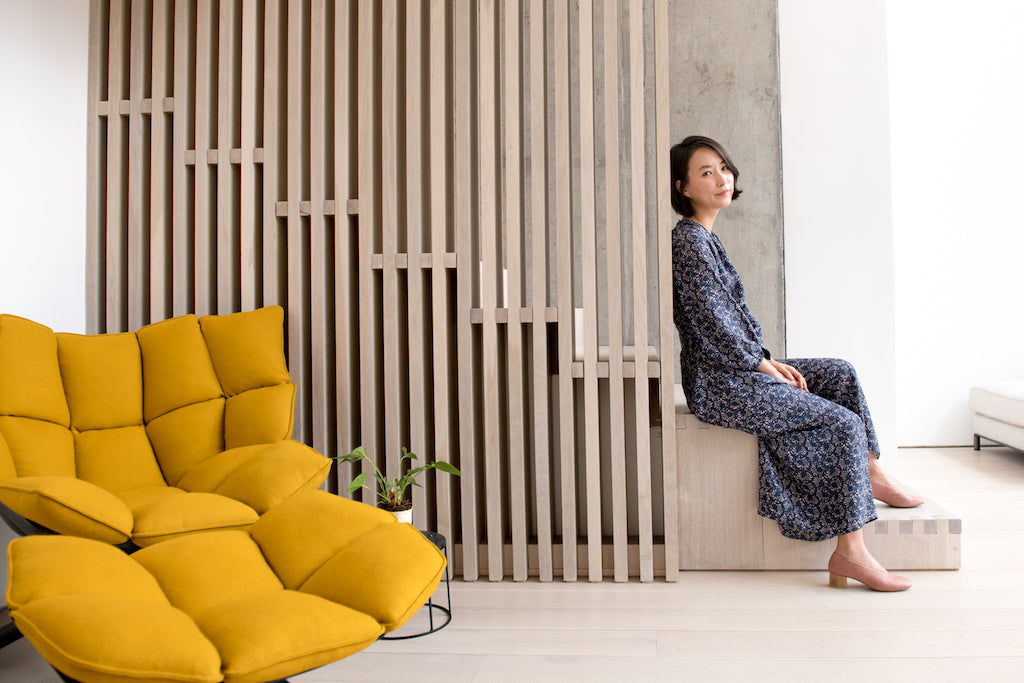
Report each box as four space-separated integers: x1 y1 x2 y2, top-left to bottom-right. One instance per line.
680 146 734 218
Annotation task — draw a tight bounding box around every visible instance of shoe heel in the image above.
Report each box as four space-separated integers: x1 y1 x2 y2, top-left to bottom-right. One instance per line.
829 573 848 589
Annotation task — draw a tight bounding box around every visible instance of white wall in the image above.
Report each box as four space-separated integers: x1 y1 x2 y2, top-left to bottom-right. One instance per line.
887 0 1024 446
0 0 89 333
778 1 900 457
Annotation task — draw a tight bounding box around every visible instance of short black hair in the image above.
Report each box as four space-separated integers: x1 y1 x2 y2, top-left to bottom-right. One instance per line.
669 136 743 217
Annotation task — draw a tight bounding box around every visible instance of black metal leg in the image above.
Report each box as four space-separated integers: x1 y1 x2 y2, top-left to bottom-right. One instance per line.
379 531 452 640
0 608 23 649
974 434 981 451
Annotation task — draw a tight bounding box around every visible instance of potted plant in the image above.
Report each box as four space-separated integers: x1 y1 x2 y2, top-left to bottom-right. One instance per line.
335 445 461 523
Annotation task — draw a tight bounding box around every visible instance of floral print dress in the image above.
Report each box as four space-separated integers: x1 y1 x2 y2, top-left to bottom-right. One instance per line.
672 219 878 541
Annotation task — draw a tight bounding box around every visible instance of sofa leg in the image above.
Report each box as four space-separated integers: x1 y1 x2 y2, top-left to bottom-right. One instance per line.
0 608 23 649
973 434 981 451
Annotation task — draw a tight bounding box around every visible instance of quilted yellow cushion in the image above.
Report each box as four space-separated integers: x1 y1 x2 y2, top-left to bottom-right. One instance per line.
146 398 226 486
0 416 75 477
176 442 330 515
175 444 264 493
15 597 222 683
6 535 163 608
196 591 383 683
200 306 290 396
123 489 258 547
251 490 396 590
0 314 69 426
0 475 132 543
251 491 446 633
137 314 223 423
224 383 296 449
57 331 143 432
75 425 166 492
0 429 14 481
301 522 447 631
133 531 284 613
213 440 331 514
8 536 220 683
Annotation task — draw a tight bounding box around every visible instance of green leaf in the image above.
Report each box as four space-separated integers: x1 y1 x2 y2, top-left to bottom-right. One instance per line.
434 461 461 476
347 472 367 494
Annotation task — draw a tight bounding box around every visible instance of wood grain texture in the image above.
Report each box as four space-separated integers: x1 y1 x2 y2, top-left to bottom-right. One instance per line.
86 0 678 582
453 0 479 581
527 0 555 583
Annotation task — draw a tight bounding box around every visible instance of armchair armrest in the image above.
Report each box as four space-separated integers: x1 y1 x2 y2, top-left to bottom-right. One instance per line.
0 476 133 544
177 440 331 514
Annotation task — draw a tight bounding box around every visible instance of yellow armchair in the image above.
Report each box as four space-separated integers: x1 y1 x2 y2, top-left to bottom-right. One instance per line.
0 306 331 549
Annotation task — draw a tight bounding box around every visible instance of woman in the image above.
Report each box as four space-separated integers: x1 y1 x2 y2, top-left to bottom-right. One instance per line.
670 135 923 592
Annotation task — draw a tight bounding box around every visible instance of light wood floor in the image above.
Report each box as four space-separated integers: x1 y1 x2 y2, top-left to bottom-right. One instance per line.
2 446 1022 682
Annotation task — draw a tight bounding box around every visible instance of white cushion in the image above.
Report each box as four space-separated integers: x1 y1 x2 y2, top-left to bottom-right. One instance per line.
969 381 1024 427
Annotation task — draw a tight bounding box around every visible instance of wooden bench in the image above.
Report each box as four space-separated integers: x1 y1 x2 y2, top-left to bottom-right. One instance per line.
672 386 961 571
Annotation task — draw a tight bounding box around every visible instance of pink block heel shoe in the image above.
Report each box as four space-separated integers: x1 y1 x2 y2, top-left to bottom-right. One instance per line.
872 481 925 508
827 552 912 592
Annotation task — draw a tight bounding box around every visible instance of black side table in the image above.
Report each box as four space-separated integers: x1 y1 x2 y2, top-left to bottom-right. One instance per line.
380 530 451 639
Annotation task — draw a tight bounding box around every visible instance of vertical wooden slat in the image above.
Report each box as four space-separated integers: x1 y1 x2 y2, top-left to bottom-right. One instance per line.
127 0 146 330
654 0 678 582
553 0 577 582
527 0 553 582
479 0 504 581
239 0 258 311
577 0 603 583
453 0 479 581
310 0 331 457
629 0 654 583
428 0 454 542
333 0 356 478
86 0 105 333
171 0 193 316
193 0 213 316
286 0 310 443
262 0 283 309
357 0 383 489
105 0 127 331
602 0 629 583
405 0 429 528
380 1 401 479
150 0 170 323
503 0 528 582
216 0 239 313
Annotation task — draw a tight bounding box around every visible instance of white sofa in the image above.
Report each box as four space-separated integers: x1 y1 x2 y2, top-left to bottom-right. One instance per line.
969 381 1024 451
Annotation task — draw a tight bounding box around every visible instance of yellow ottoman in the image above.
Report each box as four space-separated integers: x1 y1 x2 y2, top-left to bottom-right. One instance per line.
5 490 446 683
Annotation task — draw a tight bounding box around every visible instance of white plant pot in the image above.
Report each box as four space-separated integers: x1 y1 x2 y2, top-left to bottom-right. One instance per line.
391 508 413 524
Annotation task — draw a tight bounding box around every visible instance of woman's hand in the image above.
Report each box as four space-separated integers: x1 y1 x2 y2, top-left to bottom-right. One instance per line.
756 358 808 391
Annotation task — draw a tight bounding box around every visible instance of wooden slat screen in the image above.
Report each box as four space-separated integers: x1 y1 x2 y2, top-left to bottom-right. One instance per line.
86 0 677 582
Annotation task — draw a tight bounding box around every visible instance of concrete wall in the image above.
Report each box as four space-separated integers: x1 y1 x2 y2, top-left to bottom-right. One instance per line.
669 0 786 357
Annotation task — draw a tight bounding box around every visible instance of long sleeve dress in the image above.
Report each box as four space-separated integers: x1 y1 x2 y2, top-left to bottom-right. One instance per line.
671 218 878 541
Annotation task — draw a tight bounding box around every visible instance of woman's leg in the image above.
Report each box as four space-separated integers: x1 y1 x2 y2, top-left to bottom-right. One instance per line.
830 528 912 591
834 528 885 571
868 452 925 506
785 358 923 507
